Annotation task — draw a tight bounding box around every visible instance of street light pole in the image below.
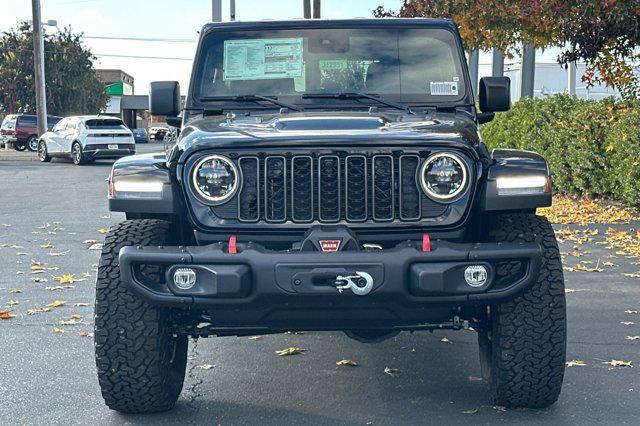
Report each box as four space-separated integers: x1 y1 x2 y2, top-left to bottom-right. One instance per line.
31 0 47 137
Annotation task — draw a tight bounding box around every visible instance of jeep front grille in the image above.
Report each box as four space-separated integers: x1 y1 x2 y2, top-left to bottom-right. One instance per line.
225 153 450 224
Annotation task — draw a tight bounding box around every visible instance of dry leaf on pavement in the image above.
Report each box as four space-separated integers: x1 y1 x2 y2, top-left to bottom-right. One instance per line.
626 336 639 341
47 300 66 308
5 300 19 307
625 310 638 314
31 277 48 283
73 302 90 307
98 229 109 234
621 322 636 326
276 347 305 356
60 319 81 326
27 307 51 315
384 366 398 375
40 243 55 249
52 327 64 334
248 336 263 340
336 359 358 367
45 285 74 291
1 311 16 319
53 274 85 284
602 360 633 368
462 409 478 415
440 337 451 343
566 360 587 367
196 364 215 370
77 331 93 337
9 289 22 294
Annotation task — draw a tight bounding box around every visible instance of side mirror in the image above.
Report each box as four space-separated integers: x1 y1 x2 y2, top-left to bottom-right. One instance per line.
479 77 510 112
149 81 180 117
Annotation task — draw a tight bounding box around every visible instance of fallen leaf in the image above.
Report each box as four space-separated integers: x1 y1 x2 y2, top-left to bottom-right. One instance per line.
52 327 64 334
77 331 93 337
53 274 85 284
384 366 398 375
82 272 92 278
40 243 55 249
248 336 263 340
73 302 90 307
16 271 24 275
566 360 587 367
602 360 633 368
47 300 66 308
27 307 51 315
467 376 483 382
1 311 16 319
15 252 28 256
621 322 636 326
625 310 638 314
45 285 74 291
2 223 11 227
440 337 451 344
626 336 639 341
462 409 478 415
565 288 576 293
493 406 507 412
98 229 109 234
31 277 48 283
5 300 19 306
9 289 22 294
88 243 103 251
196 364 215 370
276 347 305 356
82 239 100 245
603 261 616 267
69 314 82 319
30 269 45 275
60 319 81 325
48 251 69 257
336 359 358 367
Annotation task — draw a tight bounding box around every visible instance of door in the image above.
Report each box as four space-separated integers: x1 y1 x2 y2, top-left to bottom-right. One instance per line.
60 119 77 153
48 118 68 154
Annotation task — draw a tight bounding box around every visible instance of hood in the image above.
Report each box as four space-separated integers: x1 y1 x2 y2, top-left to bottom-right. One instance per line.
176 111 481 155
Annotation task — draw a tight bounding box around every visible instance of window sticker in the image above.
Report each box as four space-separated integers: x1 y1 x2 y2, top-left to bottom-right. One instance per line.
430 81 459 96
223 38 304 81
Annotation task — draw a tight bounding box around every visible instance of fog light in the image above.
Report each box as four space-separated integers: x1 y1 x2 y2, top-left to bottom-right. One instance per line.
173 268 197 290
464 265 488 287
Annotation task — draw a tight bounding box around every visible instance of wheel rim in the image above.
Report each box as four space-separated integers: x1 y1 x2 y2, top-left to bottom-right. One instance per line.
73 144 81 163
38 141 46 160
28 137 38 151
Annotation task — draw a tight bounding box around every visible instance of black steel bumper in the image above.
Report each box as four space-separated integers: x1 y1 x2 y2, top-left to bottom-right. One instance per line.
119 240 541 328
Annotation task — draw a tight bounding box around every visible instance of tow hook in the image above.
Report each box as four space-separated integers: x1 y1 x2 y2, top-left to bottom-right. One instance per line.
334 271 374 296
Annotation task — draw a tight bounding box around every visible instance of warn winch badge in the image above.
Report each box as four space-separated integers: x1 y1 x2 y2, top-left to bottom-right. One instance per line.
319 240 341 252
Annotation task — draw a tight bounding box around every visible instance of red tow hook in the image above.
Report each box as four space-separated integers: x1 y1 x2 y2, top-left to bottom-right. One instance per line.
228 235 237 254
422 234 431 252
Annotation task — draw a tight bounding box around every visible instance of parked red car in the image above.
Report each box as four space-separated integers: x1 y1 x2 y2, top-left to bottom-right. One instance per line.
1 114 62 151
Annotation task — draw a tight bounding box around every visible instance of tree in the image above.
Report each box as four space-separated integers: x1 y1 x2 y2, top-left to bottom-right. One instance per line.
0 23 108 116
374 1 640 97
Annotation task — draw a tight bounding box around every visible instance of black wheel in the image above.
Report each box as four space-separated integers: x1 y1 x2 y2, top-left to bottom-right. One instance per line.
14 141 27 151
37 140 51 162
95 219 188 414
478 213 566 409
71 142 86 165
27 136 38 151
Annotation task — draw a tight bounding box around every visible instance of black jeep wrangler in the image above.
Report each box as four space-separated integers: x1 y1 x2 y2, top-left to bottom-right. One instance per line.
96 19 566 413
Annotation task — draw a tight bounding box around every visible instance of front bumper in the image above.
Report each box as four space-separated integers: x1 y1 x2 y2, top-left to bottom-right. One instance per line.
119 240 541 328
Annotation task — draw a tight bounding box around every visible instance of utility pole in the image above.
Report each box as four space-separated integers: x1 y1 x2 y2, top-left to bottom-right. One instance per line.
312 0 321 18
212 0 222 22
31 0 47 138
492 47 504 77
468 49 479 99
303 0 311 18
520 42 536 98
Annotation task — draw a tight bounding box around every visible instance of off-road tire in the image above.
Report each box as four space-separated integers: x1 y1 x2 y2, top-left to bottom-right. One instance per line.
478 213 566 409
95 219 188 414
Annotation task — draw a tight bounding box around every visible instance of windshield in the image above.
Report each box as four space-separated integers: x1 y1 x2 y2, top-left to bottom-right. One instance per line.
194 27 467 106
85 119 127 130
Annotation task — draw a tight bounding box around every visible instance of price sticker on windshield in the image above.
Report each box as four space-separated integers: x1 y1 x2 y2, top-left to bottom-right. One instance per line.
430 81 459 96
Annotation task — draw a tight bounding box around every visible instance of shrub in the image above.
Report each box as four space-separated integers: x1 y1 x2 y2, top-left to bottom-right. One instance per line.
481 95 640 208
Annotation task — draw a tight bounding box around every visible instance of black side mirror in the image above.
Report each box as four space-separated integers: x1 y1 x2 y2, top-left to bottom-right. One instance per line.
479 77 510 112
149 81 180 117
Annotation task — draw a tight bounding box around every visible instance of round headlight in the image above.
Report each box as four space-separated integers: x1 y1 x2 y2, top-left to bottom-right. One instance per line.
191 155 239 205
419 153 468 201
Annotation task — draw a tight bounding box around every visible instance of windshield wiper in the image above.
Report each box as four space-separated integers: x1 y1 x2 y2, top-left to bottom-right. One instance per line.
302 92 415 115
200 95 303 112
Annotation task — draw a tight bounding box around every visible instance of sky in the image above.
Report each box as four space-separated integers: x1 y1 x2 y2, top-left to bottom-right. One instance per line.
1 0 407 94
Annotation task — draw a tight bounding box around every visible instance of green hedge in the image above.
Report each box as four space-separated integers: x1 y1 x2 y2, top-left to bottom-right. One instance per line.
481 95 640 208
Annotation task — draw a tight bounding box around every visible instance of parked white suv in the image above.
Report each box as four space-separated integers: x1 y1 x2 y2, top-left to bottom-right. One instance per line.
37 115 136 165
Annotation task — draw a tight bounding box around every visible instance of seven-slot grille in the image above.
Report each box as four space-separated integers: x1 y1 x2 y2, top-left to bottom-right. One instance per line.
228 152 450 224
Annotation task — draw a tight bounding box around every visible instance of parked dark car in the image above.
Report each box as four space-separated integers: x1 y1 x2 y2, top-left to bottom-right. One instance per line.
0 114 62 151
131 128 149 143
97 19 566 414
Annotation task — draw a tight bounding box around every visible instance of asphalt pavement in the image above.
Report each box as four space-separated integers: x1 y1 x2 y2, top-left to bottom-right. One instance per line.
0 151 638 425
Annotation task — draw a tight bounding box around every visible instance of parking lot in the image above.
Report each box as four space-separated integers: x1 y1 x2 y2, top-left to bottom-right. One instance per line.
1 154 639 425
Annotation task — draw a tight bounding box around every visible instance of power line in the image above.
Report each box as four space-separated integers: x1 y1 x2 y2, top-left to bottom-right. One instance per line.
94 53 192 61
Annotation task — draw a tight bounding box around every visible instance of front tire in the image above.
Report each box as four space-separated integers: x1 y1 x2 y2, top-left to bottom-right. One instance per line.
37 140 51 162
95 220 188 414
478 213 566 409
27 136 38 151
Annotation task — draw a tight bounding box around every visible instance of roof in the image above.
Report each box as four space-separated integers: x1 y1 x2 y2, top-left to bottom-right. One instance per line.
66 115 124 122
201 18 457 33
